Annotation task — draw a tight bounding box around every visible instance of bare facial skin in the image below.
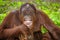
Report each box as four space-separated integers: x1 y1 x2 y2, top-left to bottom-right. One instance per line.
24 21 32 27
23 16 33 28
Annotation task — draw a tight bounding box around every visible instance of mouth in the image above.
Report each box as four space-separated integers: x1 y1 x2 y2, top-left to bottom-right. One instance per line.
24 21 32 27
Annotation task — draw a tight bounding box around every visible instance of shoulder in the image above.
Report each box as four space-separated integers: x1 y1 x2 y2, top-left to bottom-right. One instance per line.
36 9 47 16
10 9 19 14
36 9 44 13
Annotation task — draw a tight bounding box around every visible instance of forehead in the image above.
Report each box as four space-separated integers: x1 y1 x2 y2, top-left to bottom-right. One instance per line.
21 4 34 12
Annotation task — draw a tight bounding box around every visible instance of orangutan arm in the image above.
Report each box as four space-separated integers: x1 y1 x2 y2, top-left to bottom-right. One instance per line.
0 27 21 39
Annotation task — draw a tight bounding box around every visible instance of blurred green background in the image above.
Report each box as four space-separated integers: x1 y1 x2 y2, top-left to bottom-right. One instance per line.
0 0 60 33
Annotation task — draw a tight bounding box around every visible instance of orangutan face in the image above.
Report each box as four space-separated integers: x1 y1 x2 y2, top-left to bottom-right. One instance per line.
21 4 36 27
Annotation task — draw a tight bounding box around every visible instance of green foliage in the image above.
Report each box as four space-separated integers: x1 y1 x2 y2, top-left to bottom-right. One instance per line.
41 26 48 34
0 14 6 24
0 1 23 14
